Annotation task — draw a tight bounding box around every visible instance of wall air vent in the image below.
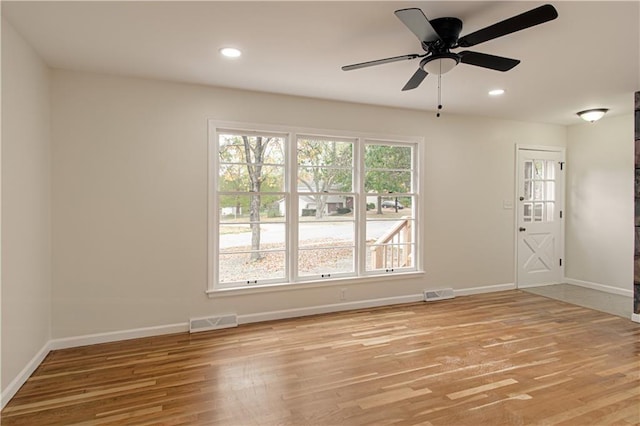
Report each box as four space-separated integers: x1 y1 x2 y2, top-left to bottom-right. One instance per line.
423 288 455 302
189 314 238 333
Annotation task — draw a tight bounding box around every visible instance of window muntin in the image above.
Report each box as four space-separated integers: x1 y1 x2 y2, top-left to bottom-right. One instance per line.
211 124 420 290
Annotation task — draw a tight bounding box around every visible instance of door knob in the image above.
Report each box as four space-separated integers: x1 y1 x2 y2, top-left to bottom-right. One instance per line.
519 196 525 201
519 227 526 232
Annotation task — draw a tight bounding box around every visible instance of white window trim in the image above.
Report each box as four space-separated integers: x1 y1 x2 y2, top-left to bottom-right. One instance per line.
208 120 424 294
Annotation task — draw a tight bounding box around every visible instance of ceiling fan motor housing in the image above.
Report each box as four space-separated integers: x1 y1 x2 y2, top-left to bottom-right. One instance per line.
423 17 463 51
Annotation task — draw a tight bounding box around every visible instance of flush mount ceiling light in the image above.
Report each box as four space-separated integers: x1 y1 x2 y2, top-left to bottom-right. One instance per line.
577 108 608 122
421 54 459 75
488 89 505 96
219 47 242 58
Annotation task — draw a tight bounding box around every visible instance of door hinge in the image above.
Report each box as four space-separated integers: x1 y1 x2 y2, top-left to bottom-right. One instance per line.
559 161 565 171
560 210 563 219
559 258 563 267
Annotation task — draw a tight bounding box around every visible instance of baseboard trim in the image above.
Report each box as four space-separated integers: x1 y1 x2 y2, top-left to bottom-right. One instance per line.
49 322 189 351
632 313 640 323
1 341 51 410
238 294 424 324
516 282 560 289
564 278 633 298
454 283 516 296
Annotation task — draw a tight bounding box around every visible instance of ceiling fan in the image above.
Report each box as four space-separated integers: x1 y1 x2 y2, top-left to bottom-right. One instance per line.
342 4 559 91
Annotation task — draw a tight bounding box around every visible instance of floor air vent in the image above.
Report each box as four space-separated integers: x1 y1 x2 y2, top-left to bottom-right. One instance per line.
424 288 455 302
189 314 238 333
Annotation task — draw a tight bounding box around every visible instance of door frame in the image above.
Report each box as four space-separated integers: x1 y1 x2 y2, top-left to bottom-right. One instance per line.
514 145 566 288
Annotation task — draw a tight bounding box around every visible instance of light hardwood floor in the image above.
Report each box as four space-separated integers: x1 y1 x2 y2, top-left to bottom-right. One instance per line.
2 290 639 425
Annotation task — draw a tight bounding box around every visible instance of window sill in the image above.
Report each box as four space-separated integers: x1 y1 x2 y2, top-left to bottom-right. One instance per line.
206 271 426 298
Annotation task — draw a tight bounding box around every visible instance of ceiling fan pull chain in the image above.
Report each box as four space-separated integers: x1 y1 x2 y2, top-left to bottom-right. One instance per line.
436 64 443 118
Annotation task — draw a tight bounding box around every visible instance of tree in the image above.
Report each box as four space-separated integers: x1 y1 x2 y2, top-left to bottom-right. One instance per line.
364 145 412 214
297 139 352 219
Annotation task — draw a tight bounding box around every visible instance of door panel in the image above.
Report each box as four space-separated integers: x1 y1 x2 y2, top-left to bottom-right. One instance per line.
517 149 564 286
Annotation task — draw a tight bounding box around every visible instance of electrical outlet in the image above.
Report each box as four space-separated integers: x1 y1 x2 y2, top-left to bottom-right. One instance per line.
340 288 347 301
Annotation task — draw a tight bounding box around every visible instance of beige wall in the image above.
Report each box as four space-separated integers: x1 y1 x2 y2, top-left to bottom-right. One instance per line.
1 18 52 392
50 70 566 338
565 114 634 291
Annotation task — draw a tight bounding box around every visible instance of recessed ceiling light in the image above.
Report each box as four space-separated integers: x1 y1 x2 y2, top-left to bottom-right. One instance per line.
220 47 242 58
488 89 505 96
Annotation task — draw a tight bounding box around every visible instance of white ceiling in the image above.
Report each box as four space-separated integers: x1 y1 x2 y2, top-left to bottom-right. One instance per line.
3 1 639 125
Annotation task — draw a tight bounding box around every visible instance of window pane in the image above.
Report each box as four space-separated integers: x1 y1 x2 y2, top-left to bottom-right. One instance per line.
523 180 532 201
299 222 354 248
297 139 353 167
365 218 413 273
366 218 413 241
546 161 556 179
219 195 286 223
523 161 532 179
365 170 411 193
297 195 354 219
533 181 544 200
219 134 285 165
533 160 544 179
534 203 544 222
377 196 410 211
219 223 286 251
218 251 285 284
365 145 412 169
545 182 555 201
218 164 284 192
523 203 532 222
546 202 555 222
298 247 354 277
367 243 414 271
298 166 352 192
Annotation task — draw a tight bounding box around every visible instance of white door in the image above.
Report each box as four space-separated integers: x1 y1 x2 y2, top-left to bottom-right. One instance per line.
516 148 564 287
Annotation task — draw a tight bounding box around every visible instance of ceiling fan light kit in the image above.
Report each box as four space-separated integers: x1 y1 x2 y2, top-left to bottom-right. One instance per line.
422 54 459 75
577 108 609 122
342 3 559 115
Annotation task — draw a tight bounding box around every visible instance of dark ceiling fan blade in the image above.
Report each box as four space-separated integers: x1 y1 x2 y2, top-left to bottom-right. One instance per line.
458 51 520 71
457 4 558 48
402 68 428 91
342 54 420 71
395 8 442 43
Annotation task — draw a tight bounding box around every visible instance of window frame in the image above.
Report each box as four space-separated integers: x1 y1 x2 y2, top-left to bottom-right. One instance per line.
208 120 423 293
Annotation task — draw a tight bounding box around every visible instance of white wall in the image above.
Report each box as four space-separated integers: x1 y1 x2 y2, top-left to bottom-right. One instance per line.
50 70 566 338
1 18 52 394
565 114 634 292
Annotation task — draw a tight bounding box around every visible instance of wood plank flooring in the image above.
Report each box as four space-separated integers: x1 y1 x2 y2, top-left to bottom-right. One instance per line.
2 290 639 425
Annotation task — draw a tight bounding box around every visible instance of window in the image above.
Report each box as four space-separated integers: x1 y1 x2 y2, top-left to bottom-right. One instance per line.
209 122 421 291
364 142 416 272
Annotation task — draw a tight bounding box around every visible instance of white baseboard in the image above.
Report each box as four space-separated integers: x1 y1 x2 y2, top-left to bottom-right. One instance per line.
564 278 633 298
632 313 640 323
454 283 516 297
49 322 189 351
238 294 424 324
516 281 560 289
1 341 51 410
239 283 518 324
